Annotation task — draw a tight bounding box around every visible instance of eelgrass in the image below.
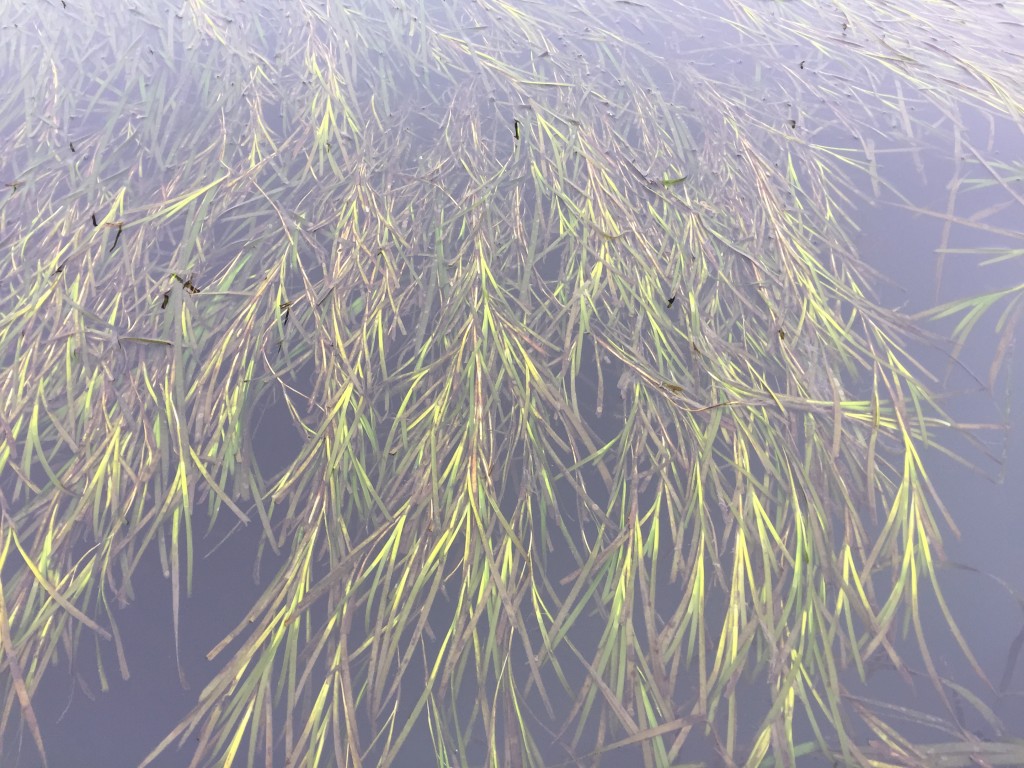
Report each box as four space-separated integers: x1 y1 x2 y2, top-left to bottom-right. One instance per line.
1 0 1023 766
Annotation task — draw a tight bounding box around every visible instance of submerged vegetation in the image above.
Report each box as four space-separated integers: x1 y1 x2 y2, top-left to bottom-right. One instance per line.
1 0 1023 765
